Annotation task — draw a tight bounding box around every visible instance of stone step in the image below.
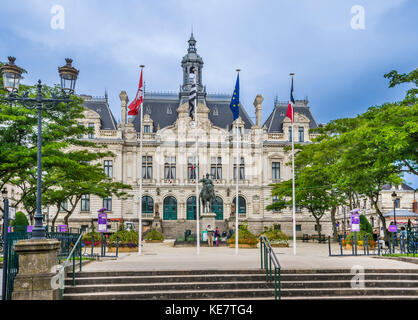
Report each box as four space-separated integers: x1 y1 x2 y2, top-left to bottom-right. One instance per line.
68 269 266 278
64 279 418 294
63 287 418 300
65 272 418 286
64 281 272 294
68 268 418 279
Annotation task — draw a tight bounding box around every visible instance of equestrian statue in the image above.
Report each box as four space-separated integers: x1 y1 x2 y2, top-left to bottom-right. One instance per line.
199 173 216 213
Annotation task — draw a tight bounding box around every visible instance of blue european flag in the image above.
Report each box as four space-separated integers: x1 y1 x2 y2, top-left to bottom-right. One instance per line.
229 74 240 121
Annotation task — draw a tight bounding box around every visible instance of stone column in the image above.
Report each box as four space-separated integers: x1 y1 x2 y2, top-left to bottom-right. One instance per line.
253 94 264 127
12 239 60 300
119 90 128 125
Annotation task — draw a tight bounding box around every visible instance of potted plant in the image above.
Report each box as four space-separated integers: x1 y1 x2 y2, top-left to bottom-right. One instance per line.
259 226 290 247
144 228 164 243
227 224 258 248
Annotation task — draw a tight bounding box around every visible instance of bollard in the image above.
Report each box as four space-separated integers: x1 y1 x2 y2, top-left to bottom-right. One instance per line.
354 232 358 256
340 237 343 256
116 236 119 258
363 236 366 255
351 237 354 255
328 236 331 256
366 236 369 255
91 235 94 257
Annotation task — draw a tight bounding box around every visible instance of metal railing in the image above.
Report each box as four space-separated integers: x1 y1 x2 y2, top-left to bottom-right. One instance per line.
259 236 281 300
58 233 83 300
328 230 417 257
2 230 82 300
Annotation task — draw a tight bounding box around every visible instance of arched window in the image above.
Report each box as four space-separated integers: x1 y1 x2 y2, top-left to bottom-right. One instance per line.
232 196 246 215
210 196 223 220
163 196 177 220
142 196 153 214
186 196 200 220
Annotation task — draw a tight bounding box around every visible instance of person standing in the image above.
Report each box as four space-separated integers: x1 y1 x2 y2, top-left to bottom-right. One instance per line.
214 226 220 246
207 225 214 247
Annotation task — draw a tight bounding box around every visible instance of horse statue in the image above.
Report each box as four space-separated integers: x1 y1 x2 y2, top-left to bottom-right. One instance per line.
199 173 216 213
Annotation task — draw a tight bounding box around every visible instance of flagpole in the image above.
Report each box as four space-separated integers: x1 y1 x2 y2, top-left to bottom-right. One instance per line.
138 65 145 255
235 69 240 256
194 67 200 256
290 72 296 256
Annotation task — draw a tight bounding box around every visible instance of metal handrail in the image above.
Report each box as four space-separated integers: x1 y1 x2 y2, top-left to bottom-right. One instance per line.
260 236 281 300
58 233 83 299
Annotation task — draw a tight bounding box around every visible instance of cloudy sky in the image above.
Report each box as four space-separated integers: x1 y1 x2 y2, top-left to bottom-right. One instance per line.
1 0 417 187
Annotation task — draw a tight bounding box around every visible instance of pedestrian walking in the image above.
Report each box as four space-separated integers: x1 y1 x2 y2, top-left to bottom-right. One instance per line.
206 225 214 247
214 226 220 246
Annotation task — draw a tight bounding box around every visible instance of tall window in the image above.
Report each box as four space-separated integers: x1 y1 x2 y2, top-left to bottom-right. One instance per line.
289 127 292 142
234 157 245 180
104 160 113 178
233 196 246 215
142 196 154 214
164 156 176 180
395 198 400 208
211 157 222 180
187 156 197 180
60 200 68 212
144 125 150 133
77 122 83 139
142 156 152 179
272 162 280 180
272 195 280 212
103 197 112 211
88 123 95 139
299 127 304 142
81 194 90 211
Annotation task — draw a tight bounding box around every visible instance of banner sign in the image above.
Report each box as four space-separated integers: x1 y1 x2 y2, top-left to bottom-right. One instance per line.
350 209 360 232
389 224 397 233
58 224 67 232
27 225 33 233
98 212 108 233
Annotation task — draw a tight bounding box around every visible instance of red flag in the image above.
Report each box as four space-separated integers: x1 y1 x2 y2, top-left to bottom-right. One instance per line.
128 69 143 116
286 77 295 123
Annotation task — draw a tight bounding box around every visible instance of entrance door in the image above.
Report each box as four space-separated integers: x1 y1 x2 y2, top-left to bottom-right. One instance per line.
210 196 223 220
163 196 177 220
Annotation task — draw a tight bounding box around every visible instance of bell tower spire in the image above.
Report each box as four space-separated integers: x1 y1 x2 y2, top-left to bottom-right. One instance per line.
181 32 204 94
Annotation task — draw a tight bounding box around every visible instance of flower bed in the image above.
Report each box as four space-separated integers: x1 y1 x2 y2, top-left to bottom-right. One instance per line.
227 224 258 247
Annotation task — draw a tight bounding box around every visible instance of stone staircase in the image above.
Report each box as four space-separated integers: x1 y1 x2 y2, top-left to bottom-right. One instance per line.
63 269 418 300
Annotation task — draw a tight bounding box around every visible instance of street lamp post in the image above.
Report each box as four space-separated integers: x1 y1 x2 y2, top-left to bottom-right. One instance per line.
2 188 9 300
391 191 398 248
1 57 79 240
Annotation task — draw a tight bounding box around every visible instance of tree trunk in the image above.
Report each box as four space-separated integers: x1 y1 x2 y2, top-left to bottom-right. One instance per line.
372 199 389 242
315 217 322 238
330 206 339 242
51 207 60 230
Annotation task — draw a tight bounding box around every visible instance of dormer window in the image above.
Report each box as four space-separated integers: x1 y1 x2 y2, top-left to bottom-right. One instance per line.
167 105 172 114
146 105 151 114
213 106 219 116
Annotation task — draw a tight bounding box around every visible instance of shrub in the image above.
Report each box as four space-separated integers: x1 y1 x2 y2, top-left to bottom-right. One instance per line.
227 224 258 245
144 228 164 241
345 230 374 243
108 229 139 247
10 211 29 231
82 231 102 242
259 226 290 246
360 215 373 235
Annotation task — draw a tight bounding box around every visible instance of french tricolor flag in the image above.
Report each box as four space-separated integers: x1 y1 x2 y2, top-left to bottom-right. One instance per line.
286 76 295 123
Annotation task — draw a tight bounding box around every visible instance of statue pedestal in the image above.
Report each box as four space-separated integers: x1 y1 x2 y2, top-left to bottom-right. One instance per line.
200 212 216 234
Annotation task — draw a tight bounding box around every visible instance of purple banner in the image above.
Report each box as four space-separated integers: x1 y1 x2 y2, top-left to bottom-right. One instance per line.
27 225 33 233
350 209 360 232
58 224 67 232
389 225 397 233
98 212 107 233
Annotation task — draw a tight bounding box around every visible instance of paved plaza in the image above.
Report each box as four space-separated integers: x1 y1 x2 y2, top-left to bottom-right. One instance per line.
82 241 418 272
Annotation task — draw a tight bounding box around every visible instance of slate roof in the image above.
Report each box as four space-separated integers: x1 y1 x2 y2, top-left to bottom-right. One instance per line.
382 183 416 191
81 96 117 130
132 93 253 132
383 210 418 218
263 100 318 133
